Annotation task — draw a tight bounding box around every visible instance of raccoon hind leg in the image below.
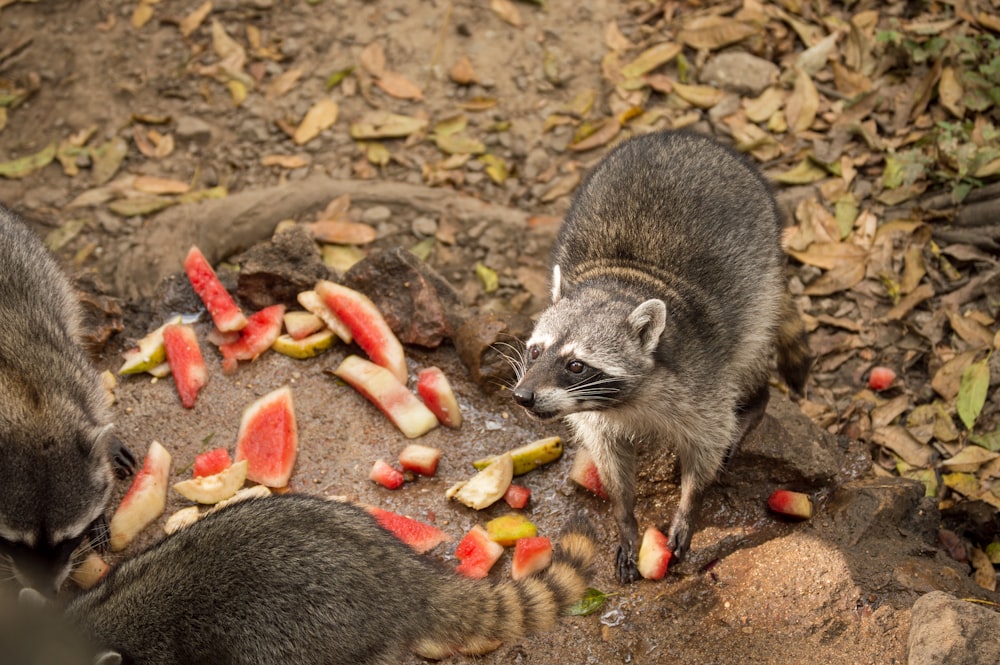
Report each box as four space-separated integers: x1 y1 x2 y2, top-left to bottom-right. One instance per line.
722 381 770 468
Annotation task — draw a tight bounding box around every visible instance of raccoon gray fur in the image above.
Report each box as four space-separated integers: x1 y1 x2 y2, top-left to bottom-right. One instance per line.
0 206 134 596
512 131 810 582
65 493 597 665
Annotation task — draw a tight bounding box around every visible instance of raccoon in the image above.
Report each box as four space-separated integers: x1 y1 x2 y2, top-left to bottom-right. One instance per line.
0 206 134 596
64 494 596 665
512 131 810 583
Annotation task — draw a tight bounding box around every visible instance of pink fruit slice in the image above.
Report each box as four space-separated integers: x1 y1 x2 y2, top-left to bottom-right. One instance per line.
486 514 537 547
162 323 208 409
370 459 405 490
767 489 813 519
219 304 286 374
333 355 439 439
183 246 247 332
454 525 505 579
868 366 896 391
193 447 232 478
637 526 672 580
109 441 172 551
416 366 462 428
511 536 553 580
283 310 324 340
366 506 451 553
503 484 531 510
316 279 408 384
398 443 441 476
569 447 607 499
70 552 110 589
234 386 298 488
296 290 352 343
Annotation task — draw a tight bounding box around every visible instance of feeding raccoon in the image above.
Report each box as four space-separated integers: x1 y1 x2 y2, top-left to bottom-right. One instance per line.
59 494 596 665
0 206 134 596
512 131 810 582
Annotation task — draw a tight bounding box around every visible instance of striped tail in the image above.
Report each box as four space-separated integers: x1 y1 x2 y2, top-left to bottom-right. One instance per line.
775 292 811 395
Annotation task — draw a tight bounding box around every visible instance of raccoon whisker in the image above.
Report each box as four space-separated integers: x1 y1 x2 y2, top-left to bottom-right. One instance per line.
490 341 527 381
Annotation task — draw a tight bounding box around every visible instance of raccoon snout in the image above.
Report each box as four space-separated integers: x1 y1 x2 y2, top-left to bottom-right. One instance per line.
512 386 535 408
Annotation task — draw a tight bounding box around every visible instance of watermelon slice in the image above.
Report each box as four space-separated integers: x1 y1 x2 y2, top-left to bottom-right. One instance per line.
486 514 537 547
234 386 298 488
283 310 325 340
70 552 110 590
503 484 531 510
416 367 463 428
183 246 247 332
398 443 441 476
315 280 408 384
297 290 353 343
454 525 505 579
767 489 813 520
109 441 172 551
333 355 439 439
637 526 672 580
118 315 182 375
511 536 553 580
366 506 451 553
219 304 286 374
162 323 208 409
193 447 232 478
569 447 607 499
370 459 405 490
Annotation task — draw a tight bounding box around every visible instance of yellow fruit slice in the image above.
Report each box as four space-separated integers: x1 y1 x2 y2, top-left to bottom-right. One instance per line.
271 330 336 359
173 460 248 504
447 452 513 510
472 436 563 476
118 315 182 375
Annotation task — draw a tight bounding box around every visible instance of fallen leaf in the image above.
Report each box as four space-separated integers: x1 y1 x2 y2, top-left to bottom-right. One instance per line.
458 96 498 111
970 547 997 591
620 42 681 79
479 153 508 185
108 195 176 217
450 56 478 85
43 219 85 252
540 171 581 202
90 137 128 185
795 31 839 76
786 242 867 271
293 98 339 145
803 259 866 295
359 42 386 78
948 312 994 349
476 262 499 293
970 429 1000 453
942 471 979 497
325 66 354 90
679 15 757 50
932 350 980 402
308 220 377 245
261 154 311 169
872 395 910 429
490 0 522 27
957 359 990 431
941 445 999 473
434 132 485 155
211 19 243 61
266 67 303 101
938 66 964 118
604 21 632 52
773 159 827 184
0 142 57 179
568 118 620 152
886 282 935 321
349 112 427 139
672 81 725 108
176 186 226 205
744 87 786 123
133 175 190 194
873 426 934 467
785 66 819 134
131 1 155 29
374 71 423 100
362 141 390 166
179 0 212 37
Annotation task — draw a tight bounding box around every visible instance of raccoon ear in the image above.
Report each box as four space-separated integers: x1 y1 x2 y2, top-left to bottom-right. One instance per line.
550 264 562 304
95 651 123 665
627 299 666 354
18 587 47 610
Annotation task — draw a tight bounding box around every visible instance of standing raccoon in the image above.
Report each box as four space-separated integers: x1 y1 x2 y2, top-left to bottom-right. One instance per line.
512 131 810 582
63 494 596 665
0 206 133 595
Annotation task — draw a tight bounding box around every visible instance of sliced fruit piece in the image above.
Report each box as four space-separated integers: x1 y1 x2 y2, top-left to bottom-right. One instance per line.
283 310 325 340
447 452 513 510
767 489 813 519
370 459 405 490
315 279 407 384
234 386 298 488
208 485 272 514
868 366 896 391
503 484 531 510
173 459 248 504
365 506 451 553
569 447 607 499
297 289 352 343
70 552 109 589
454 525 505 579
109 441 172 551
193 447 232 478
473 436 563 476
511 536 553 580
163 506 202 535
183 245 247 332
162 323 208 409
398 443 441 476
207 326 240 347
416 367 462 428
637 526 672 580
118 315 182 375
486 514 537 547
147 361 172 378
271 329 335 359
333 355 439 438
219 304 286 374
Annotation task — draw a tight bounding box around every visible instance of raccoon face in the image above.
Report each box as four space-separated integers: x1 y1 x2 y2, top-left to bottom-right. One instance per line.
512 296 666 420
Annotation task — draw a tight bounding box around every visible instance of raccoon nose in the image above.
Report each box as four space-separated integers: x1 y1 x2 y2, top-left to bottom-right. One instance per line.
512 386 535 408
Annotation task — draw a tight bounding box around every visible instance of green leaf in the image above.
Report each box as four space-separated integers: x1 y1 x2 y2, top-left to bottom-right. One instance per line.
475 262 499 294
0 142 57 179
956 358 990 431
565 587 609 616
969 428 1000 452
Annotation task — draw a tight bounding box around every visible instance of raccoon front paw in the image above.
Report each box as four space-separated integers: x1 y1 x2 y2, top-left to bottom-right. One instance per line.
615 543 641 583
110 437 137 478
666 523 691 562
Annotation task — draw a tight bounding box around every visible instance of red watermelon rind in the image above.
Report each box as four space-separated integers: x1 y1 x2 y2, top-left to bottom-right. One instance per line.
219 304 286 374
366 506 451 553
162 323 208 409
233 386 298 488
183 246 247 332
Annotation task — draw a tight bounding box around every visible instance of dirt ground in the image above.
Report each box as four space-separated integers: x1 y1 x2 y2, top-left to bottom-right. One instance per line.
2 1 999 664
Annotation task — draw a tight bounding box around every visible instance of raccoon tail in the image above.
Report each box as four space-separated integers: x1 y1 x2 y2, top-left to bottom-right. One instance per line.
415 517 597 659
775 292 811 395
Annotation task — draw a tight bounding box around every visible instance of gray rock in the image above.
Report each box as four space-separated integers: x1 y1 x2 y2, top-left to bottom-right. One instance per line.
361 205 392 224
174 115 213 145
908 591 1000 665
411 216 437 237
700 51 779 96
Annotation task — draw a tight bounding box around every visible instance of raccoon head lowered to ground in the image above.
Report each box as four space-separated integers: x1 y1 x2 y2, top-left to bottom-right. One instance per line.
512 268 666 421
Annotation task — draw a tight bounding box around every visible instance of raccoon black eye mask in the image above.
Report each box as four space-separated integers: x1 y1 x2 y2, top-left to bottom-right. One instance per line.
512 130 810 583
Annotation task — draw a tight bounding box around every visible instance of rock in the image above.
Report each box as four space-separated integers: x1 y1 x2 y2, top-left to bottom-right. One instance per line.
174 115 213 145
453 311 533 392
360 205 392 224
907 591 1000 665
235 225 330 309
700 51 779 96
342 247 461 348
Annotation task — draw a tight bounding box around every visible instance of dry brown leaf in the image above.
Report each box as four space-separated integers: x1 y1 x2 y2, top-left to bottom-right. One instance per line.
803 259 866 296
872 426 934 467
970 547 997 591
308 220 377 245
672 82 725 109
131 1 155 29
900 244 926 295
872 395 910 429
449 56 478 85
941 446 1000 473
359 42 386 78
266 67 303 101
620 42 681 79
785 66 819 134
938 66 964 118
322 193 351 220
568 118 620 152
211 19 243 61
932 350 980 401
948 312 995 349
979 12 1000 32
293 98 339 146
179 0 212 37
604 21 633 52
886 282 935 321
132 126 157 159
679 15 757 51
349 112 427 139
490 0 522 27
786 242 867 271
261 154 311 169
744 87 785 123
133 175 190 195
374 71 423 100
540 172 581 202
150 130 174 159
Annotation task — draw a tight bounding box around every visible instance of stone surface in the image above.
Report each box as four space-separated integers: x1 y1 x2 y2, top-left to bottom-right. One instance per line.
700 51 780 96
908 591 1000 665
235 225 330 309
